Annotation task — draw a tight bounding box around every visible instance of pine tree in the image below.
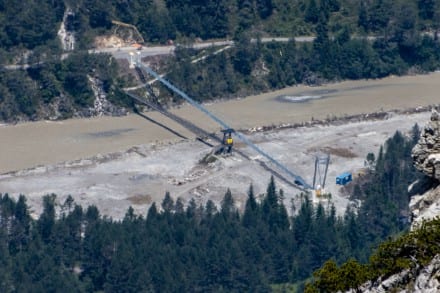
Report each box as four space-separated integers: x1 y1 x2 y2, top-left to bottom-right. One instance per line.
313 12 334 78
147 203 158 224
305 0 319 24
104 242 136 292
9 195 31 254
221 189 235 218
123 206 136 222
175 197 185 214
256 0 273 19
205 200 217 219
186 198 197 219
161 192 174 214
242 184 259 228
411 123 421 145
262 176 279 229
265 176 277 209
0 228 13 292
277 189 290 230
238 0 255 31
293 195 313 245
85 205 100 231
358 0 369 31
418 0 436 19
38 194 56 242
345 207 361 252
0 194 16 234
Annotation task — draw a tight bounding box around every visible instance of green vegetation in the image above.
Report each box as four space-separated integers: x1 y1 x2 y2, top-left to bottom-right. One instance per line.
0 53 132 122
0 128 423 291
151 0 440 103
0 0 63 53
305 217 440 292
164 20 440 102
42 0 440 46
0 0 440 54
1 1 440 121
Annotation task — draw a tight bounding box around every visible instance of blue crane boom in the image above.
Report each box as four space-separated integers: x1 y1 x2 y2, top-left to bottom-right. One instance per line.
136 61 312 189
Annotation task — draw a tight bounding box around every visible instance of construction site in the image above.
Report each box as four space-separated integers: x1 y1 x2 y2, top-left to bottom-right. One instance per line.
0 57 439 219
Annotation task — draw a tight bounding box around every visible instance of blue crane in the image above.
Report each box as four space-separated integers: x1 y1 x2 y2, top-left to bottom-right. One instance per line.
136 60 312 190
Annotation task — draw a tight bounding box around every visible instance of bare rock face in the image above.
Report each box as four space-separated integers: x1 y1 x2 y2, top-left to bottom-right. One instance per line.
412 254 440 293
353 255 440 293
412 109 440 180
355 110 440 292
410 109 440 228
410 184 440 229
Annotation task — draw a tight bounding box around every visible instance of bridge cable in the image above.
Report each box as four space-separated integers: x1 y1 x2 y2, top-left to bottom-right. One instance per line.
136 61 312 189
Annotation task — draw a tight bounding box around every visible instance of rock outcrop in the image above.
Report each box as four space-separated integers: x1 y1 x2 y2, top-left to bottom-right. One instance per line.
58 8 76 51
360 108 440 292
410 184 440 228
412 255 440 293
410 108 440 228
87 75 128 117
412 109 440 180
353 255 440 292
341 109 440 292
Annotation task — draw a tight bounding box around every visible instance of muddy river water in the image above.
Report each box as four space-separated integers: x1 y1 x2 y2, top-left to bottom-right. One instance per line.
1 73 439 173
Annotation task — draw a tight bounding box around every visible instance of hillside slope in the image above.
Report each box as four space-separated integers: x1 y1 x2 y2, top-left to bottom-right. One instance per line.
2 0 440 122
306 108 440 293
411 109 440 228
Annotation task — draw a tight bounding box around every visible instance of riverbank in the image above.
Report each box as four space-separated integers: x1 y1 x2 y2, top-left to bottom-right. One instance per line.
0 72 439 174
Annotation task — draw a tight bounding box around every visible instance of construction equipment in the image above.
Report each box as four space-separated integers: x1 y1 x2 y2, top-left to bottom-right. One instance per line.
221 128 235 154
312 153 330 196
134 58 312 190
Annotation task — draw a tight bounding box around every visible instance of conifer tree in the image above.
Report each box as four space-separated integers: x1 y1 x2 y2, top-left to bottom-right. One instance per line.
147 203 158 224
358 0 369 31
161 192 174 214
221 188 235 216
305 0 319 24
243 184 259 228
9 195 31 254
38 194 56 242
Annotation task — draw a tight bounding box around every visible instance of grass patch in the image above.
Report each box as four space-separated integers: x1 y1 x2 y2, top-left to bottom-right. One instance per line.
126 194 152 205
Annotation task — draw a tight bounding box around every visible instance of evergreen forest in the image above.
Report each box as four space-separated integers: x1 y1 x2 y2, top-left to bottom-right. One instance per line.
1 0 440 121
306 212 440 292
0 127 423 291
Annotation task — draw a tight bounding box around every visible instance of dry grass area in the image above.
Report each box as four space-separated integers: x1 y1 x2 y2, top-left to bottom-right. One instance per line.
307 146 357 158
323 146 357 158
126 194 153 205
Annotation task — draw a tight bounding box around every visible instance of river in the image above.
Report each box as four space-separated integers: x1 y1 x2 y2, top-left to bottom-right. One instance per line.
1 73 439 173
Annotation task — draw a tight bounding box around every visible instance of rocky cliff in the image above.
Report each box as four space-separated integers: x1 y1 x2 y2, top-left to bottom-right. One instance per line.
403 108 440 292
346 109 440 293
354 255 440 293
412 109 440 180
411 108 440 227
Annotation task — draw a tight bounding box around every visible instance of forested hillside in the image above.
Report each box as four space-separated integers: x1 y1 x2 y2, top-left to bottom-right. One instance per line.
2 0 437 50
0 128 421 291
2 0 440 121
0 53 130 121
306 217 440 292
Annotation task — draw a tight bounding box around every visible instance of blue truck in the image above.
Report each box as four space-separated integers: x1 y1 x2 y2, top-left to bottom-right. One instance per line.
336 172 352 185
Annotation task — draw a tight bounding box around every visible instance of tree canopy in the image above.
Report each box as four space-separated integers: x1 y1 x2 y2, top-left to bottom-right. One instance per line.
2 1 440 121
0 126 423 290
